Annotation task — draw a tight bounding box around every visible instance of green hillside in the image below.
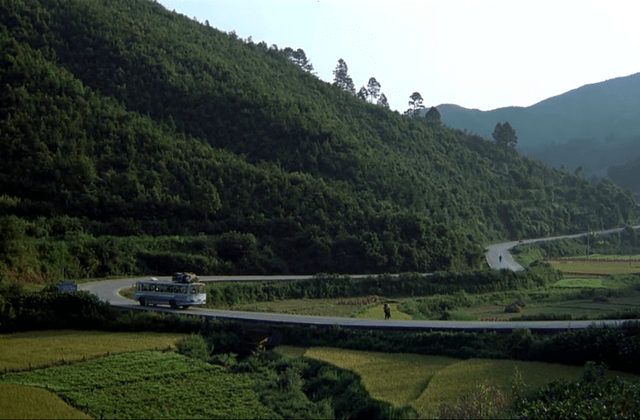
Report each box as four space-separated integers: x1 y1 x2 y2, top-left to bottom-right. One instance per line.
437 73 640 179
0 0 636 280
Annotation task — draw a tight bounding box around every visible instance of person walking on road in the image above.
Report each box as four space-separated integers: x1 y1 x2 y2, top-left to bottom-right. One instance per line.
499 255 502 263
383 303 391 320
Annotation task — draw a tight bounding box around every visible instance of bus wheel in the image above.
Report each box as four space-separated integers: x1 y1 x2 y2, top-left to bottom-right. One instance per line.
170 299 178 309
139 298 146 307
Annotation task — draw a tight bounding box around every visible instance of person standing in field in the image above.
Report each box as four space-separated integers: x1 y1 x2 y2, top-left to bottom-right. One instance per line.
383 303 391 320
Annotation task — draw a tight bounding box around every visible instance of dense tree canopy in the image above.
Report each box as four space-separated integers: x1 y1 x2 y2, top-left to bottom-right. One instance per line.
492 121 519 148
0 0 636 279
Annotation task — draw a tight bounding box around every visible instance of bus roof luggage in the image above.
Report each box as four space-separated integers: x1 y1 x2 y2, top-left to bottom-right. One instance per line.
172 272 199 283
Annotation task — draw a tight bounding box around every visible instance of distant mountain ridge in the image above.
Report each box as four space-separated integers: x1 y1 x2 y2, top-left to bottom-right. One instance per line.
437 72 640 178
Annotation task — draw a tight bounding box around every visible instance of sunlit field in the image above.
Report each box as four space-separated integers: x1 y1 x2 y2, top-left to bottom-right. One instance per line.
279 346 639 418
224 298 413 320
547 257 640 275
0 330 187 370
0 383 92 420
0 351 275 420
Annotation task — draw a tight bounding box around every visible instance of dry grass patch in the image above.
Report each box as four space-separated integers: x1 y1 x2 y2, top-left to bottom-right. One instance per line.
232 298 367 317
275 345 309 359
0 383 91 419
278 347 640 418
548 259 640 275
413 358 637 417
0 330 187 370
356 303 413 320
303 347 455 406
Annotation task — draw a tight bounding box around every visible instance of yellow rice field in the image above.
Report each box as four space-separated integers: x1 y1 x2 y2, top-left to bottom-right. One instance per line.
0 330 187 370
279 346 639 417
0 383 92 420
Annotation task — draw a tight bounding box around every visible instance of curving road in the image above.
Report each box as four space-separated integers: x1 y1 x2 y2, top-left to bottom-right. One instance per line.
80 226 640 333
485 225 640 271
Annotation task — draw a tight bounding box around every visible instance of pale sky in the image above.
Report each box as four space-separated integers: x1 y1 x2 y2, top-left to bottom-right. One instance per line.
156 0 640 111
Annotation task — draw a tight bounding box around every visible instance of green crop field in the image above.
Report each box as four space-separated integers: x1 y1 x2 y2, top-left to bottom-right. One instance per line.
226 298 414 320
552 277 607 288
280 346 639 418
0 330 187 370
356 302 413 320
0 383 92 420
0 351 278 420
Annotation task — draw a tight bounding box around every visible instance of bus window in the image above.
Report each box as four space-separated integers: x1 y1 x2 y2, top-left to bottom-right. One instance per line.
179 286 186 294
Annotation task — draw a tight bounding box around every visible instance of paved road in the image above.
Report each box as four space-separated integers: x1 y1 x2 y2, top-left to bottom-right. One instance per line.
78 277 624 332
80 226 640 333
485 225 640 271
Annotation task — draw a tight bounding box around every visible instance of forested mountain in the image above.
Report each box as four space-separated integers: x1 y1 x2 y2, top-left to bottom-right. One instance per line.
0 0 636 279
437 73 640 179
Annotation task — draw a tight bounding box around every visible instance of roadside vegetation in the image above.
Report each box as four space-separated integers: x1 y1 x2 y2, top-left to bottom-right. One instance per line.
3 279 640 418
166 228 640 323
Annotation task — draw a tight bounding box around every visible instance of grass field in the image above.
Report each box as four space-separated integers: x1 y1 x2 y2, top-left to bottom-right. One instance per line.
0 351 276 420
219 283 640 322
0 330 187 371
0 330 189 419
278 346 639 418
0 383 93 420
356 302 413 320
547 258 640 275
228 298 414 320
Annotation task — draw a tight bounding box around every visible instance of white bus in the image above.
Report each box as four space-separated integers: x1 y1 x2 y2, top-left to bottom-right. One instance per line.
134 278 207 309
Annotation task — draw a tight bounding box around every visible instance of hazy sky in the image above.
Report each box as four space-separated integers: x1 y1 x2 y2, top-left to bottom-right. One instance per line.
156 0 640 112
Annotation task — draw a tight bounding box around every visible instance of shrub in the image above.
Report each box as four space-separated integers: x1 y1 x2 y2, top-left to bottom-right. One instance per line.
516 374 640 419
504 303 521 313
436 382 511 420
176 333 211 361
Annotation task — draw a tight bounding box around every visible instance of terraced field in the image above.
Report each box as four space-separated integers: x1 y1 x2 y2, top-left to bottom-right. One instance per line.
0 351 276 419
0 330 187 371
278 346 639 418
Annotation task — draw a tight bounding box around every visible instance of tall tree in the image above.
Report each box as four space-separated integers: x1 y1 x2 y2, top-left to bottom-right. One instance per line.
284 47 315 73
492 121 518 148
357 86 368 101
366 77 381 103
377 93 390 108
332 59 355 94
425 106 442 127
407 92 425 116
